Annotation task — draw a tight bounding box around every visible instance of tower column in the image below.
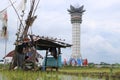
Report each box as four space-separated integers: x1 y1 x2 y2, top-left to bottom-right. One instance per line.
68 5 85 66
72 23 81 59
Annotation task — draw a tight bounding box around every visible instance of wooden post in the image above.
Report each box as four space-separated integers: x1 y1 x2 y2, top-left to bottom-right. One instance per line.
58 47 61 54
45 49 48 70
56 47 61 71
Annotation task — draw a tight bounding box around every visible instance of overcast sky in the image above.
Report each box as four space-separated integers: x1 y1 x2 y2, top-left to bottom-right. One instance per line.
0 0 120 64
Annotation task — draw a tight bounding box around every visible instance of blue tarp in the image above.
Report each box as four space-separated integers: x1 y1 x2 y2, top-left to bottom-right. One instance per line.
43 55 62 67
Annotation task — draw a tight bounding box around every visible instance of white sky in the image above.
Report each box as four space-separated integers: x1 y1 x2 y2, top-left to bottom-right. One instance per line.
0 0 120 64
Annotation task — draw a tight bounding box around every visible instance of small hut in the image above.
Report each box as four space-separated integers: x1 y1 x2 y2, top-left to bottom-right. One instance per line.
34 35 71 71
4 50 43 65
3 50 14 64
10 35 71 70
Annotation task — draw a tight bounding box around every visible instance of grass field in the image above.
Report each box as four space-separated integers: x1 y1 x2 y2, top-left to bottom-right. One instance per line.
60 66 120 73
0 65 120 80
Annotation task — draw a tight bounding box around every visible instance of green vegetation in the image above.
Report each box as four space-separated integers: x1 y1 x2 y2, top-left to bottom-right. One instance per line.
60 66 120 75
0 65 120 80
1 70 50 80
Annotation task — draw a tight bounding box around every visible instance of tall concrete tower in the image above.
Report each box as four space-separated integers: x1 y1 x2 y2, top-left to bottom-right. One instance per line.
68 5 85 66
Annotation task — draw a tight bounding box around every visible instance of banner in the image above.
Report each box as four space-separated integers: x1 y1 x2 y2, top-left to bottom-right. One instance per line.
0 9 8 38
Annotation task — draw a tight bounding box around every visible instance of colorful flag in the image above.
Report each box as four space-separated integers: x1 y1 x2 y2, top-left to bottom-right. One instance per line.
0 9 8 38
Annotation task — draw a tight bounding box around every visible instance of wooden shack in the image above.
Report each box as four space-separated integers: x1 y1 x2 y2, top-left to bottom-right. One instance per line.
10 35 71 70
34 35 71 71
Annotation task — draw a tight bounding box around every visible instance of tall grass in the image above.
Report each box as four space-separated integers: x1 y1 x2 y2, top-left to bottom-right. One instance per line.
0 66 120 80
0 70 61 80
60 66 120 74
1 70 44 80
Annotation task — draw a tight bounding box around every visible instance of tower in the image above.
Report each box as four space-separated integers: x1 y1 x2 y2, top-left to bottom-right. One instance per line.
68 5 85 66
